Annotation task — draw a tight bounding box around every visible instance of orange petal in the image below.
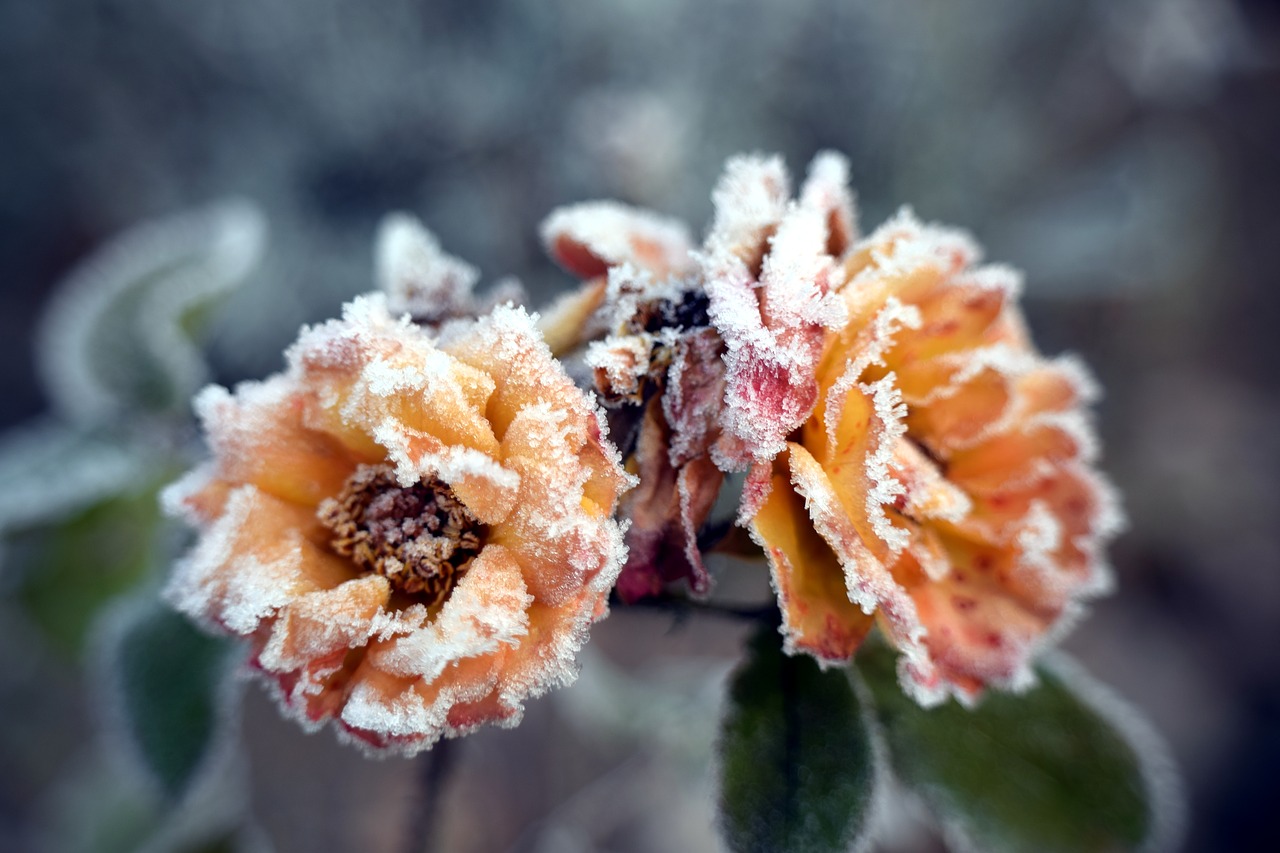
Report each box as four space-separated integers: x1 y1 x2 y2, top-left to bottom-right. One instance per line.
196 383 359 508
750 458 873 664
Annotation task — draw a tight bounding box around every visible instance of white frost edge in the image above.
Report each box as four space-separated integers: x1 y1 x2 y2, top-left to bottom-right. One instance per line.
36 199 266 423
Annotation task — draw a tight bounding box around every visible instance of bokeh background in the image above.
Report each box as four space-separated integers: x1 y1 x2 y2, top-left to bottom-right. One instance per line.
1 1 1277 851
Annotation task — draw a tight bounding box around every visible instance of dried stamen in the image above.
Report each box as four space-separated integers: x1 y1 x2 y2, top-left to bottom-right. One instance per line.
318 464 485 604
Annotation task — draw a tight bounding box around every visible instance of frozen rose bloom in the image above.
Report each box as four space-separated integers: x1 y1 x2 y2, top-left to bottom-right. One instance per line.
719 164 1123 704
538 203 727 601
162 294 634 754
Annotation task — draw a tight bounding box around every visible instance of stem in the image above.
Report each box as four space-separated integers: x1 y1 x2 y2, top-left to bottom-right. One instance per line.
404 737 456 853
612 591 779 623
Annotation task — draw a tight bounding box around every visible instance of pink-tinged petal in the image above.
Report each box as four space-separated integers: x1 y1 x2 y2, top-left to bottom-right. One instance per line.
704 155 850 468
540 201 694 280
704 153 791 273
613 400 719 602
798 150 859 259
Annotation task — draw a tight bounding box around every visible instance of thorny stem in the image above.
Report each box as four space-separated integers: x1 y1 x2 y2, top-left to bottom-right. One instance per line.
405 737 456 853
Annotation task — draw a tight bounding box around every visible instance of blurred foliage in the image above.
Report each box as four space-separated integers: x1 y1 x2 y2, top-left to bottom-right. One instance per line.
857 636 1174 853
0 200 264 851
111 600 236 800
12 478 168 657
718 626 878 853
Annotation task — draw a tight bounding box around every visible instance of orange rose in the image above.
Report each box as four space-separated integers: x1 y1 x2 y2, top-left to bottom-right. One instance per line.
708 156 1121 705
163 295 633 753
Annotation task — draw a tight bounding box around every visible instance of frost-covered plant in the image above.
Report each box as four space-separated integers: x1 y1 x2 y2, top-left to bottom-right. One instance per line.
3 155 1183 853
163 294 633 753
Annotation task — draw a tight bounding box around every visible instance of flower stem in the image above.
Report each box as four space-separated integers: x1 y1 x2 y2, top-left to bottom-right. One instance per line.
404 738 456 853
613 591 779 623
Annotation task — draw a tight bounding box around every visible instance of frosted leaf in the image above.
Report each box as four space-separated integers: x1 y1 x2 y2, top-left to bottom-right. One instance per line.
37 200 266 423
0 422 151 538
93 593 237 802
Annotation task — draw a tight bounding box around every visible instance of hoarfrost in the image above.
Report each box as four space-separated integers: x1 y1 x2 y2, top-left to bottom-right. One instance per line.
0 422 151 539
37 200 266 423
541 201 694 280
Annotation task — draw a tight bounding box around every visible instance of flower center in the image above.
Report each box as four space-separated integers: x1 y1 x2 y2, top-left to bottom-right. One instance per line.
318 464 485 603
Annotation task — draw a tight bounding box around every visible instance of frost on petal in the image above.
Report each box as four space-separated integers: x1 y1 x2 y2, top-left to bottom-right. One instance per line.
701 153 856 470
750 454 874 665
375 214 527 327
704 153 791 273
164 294 633 754
541 201 695 280
613 399 719 602
719 160 1123 706
537 278 610 356
798 150 859 259
376 213 480 320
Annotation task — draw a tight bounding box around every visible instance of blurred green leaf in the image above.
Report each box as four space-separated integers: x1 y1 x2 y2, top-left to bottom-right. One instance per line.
112 599 235 799
36 200 266 422
13 480 166 657
718 626 879 853
48 758 160 853
0 422 152 536
857 638 1174 853
44 747 257 853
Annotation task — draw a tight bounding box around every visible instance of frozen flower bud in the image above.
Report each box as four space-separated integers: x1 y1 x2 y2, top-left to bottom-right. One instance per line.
538 201 725 601
163 295 634 754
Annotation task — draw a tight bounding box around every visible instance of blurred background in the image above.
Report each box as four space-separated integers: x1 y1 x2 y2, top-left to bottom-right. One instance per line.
0 0 1276 850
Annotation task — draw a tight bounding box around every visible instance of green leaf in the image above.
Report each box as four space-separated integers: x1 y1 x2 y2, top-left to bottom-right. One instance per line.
11 478 167 657
110 598 235 799
718 626 880 853
35 200 266 422
0 423 150 536
856 638 1182 853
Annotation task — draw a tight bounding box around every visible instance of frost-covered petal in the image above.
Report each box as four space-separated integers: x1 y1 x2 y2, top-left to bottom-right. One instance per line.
750 457 875 664
721 164 1121 705
540 201 694 280
164 288 633 754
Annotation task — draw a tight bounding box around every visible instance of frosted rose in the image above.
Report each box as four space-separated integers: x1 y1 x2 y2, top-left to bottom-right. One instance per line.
163 295 633 753
538 202 727 601
709 156 1122 705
